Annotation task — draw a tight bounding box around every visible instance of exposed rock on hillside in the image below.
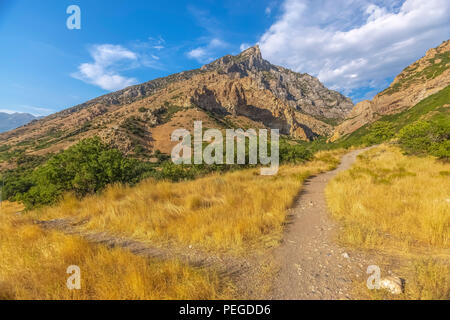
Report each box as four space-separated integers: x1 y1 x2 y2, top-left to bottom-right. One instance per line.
332 40 450 141
0 46 353 162
202 46 353 121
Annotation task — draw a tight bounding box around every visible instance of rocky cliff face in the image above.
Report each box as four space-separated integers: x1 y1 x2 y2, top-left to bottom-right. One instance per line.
0 46 353 161
202 46 353 122
332 40 450 141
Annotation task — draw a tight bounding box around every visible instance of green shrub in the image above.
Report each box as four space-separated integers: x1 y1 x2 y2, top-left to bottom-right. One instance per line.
279 141 313 164
1 154 49 201
398 118 450 159
362 121 396 145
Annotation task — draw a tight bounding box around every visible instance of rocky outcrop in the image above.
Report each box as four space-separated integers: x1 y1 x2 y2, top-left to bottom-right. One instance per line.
184 74 332 138
332 40 450 141
202 46 354 121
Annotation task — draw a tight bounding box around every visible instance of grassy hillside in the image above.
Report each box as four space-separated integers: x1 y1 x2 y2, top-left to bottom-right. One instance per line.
335 85 450 155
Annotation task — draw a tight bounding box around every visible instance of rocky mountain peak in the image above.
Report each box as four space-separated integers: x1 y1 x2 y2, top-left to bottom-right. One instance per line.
198 46 353 122
239 45 262 60
201 44 270 75
0 45 357 161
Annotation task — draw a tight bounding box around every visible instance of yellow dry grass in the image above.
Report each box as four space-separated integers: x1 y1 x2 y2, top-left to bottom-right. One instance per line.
1 150 345 300
0 201 25 215
0 212 234 300
33 150 344 254
326 145 450 299
326 145 449 250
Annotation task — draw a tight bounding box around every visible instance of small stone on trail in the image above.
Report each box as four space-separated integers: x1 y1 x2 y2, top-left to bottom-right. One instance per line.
342 252 350 259
380 276 405 295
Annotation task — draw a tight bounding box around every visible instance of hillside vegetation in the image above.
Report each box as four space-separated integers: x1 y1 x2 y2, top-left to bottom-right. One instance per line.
335 85 450 159
333 40 450 139
1 136 315 209
30 149 343 253
380 47 450 96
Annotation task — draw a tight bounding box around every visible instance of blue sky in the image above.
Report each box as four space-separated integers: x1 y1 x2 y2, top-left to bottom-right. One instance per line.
0 0 448 116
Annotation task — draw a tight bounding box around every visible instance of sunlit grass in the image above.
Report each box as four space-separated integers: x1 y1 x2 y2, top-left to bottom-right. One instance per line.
326 145 450 299
326 145 449 250
32 150 345 254
0 201 24 215
0 213 234 300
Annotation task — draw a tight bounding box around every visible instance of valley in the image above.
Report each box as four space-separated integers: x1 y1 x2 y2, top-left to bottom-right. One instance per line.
0 39 449 301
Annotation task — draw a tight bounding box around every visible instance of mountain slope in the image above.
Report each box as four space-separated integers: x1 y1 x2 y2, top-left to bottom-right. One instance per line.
0 46 352 164
333 85 449 149
332 40 450 141
0 112 38 133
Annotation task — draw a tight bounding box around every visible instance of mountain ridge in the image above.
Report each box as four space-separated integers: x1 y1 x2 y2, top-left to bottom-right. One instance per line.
332 39 450 141
0 46 353 162
46 45 353 124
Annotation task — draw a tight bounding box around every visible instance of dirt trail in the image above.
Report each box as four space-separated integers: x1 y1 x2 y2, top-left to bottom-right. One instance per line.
36 218 251 279
271 148 375 300
35 148 375 299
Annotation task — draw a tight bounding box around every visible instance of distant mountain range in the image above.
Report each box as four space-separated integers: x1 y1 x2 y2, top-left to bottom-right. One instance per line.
0 112 39 133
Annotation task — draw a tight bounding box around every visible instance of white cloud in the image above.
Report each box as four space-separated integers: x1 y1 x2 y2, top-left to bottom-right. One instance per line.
187 38 228 63
72 44 139 91
259 0 450 100
240 43 252 51
265 1 279 16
